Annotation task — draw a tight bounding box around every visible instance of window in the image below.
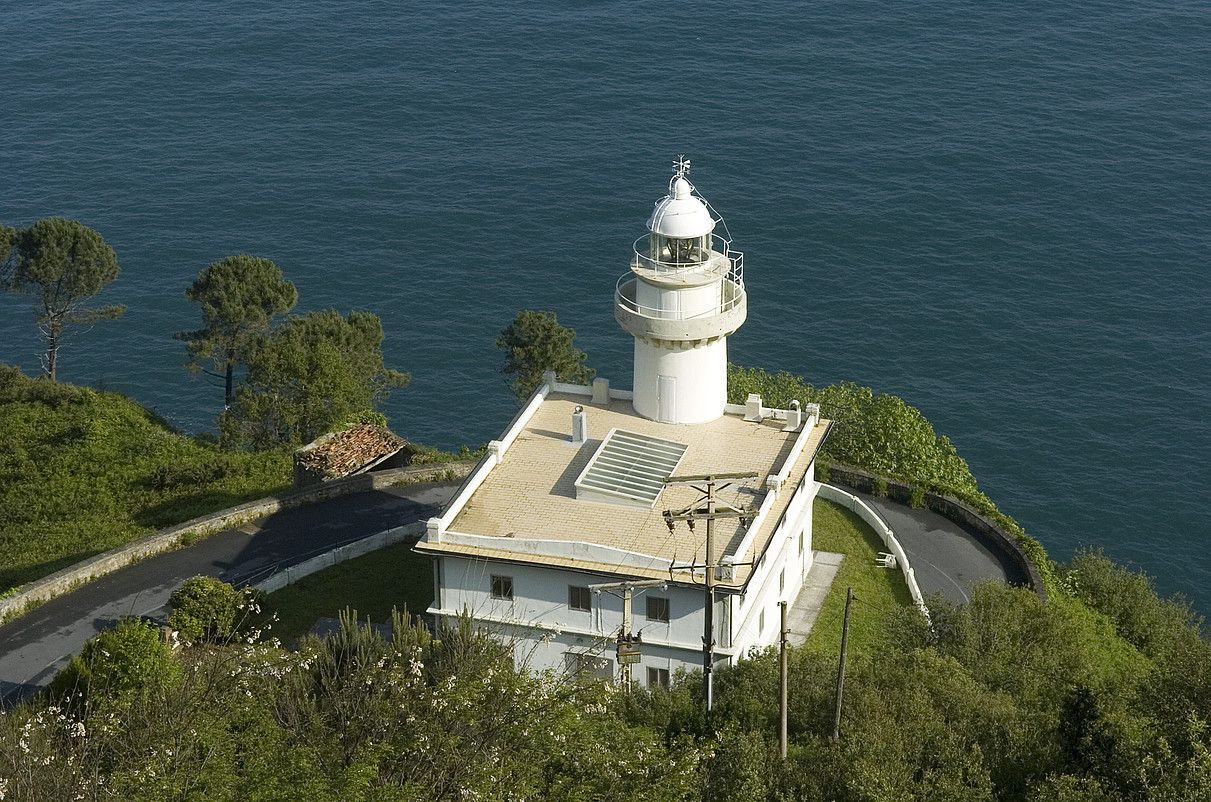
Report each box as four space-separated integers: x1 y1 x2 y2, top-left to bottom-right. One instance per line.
760 609 765 633
646 596 670 623
569 585 592 612
779 569 785 593
566 652 613 681
647 667 670 689
490 574 513 601
799 531 804 554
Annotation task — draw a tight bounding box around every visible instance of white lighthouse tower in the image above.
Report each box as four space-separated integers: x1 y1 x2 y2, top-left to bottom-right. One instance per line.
614 158 748 424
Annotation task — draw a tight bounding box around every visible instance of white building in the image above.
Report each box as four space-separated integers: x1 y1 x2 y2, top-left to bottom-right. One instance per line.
416 161 831 688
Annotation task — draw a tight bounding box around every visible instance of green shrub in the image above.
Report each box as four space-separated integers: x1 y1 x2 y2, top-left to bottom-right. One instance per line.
1062 550 1200 659
909 485 927 508
49 617 179 705
872 476 889 497
146 460 233 490
168 575 243 642
728 366 981 500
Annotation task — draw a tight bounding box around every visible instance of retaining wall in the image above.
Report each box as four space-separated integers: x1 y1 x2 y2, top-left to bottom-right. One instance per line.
0 462 474 624
823 464 1046 602
253 521 427 594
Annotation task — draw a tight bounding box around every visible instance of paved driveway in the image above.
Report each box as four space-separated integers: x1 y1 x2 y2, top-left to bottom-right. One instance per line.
0 482 457 705
852 490 1025 604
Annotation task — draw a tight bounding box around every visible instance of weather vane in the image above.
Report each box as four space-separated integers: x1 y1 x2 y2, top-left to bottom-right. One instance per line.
673 155 691 178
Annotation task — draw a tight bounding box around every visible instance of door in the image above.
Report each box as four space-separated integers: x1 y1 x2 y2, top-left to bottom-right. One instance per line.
658 375 676 423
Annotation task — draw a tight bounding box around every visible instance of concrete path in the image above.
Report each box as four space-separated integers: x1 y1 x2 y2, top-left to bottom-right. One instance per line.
851 491 1017 604
0 482 457 706
787 551 844 645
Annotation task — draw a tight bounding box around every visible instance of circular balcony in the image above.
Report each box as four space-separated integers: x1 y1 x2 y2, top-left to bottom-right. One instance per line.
615 274 748 344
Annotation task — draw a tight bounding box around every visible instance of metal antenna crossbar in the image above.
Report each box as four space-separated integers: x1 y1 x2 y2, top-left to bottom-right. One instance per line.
660 470 759 714
673 155 691 178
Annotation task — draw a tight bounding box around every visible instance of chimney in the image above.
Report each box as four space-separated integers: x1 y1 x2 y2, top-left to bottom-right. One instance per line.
783 399 802 432
571 405 588 445
744 393 764 422
592 377 610 404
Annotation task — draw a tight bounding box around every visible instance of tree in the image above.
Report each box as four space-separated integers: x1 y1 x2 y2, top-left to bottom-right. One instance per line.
220 310 409 448
0 224 15 283
7 218 124 381
496 309 594 401
176 255 297 408
168 575 244 642
48 617 179 706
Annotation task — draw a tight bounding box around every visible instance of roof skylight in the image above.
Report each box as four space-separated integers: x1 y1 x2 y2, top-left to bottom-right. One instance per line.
574 428 688 508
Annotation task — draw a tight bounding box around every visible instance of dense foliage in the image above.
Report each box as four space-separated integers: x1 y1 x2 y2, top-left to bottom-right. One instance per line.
168 576 247 643
3 217 125 381
496 310 594 401
2 553 1207 801
728 366 980 499
46 618 181 707
219 310 409 449
0 365 291 595
176 255 298 409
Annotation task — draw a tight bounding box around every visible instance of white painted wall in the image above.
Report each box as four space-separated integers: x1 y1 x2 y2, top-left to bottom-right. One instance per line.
429 555 730 678
632 337 728 424
635 277 722 320
731 468 817 653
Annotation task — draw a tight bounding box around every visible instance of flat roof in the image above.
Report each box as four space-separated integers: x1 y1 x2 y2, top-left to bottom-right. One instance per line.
417 390 830 589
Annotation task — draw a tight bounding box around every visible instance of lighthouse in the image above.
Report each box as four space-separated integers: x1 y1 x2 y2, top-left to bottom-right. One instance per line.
614 158 748 424
420 162 831 685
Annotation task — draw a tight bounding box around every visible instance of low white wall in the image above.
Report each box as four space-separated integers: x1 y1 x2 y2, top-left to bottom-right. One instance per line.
816 483 929 616
252 521 427 594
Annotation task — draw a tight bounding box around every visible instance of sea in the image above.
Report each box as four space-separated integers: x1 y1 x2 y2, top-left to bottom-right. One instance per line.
2 1 1208 612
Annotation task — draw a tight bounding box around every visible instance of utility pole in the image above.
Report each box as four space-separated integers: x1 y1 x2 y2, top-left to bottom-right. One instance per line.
831 587 854 741
588 578 666 688
662 471 758 713
779 599 789 759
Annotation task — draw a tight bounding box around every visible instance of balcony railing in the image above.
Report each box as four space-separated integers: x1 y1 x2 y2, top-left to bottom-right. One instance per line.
631 234 744 283
615 273 746 322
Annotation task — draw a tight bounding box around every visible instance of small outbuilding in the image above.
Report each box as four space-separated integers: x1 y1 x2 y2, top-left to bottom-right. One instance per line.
293 423 408 488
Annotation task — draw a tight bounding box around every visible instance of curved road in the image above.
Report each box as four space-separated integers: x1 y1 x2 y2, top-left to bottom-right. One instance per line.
0 481 457 705
2 481 1020 704
852 490 1026 604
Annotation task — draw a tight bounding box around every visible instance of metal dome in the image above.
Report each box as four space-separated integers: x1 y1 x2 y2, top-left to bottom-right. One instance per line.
646 175 716 238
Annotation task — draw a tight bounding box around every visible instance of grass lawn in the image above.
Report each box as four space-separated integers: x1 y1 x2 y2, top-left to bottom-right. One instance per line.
802 497 916 656
0 367 292 595
260 540 434 643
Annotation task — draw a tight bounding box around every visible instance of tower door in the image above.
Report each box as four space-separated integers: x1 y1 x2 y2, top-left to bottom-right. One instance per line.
658 375 676 423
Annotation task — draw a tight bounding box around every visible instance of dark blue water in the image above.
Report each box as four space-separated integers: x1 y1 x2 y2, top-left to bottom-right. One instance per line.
3 1 1209 610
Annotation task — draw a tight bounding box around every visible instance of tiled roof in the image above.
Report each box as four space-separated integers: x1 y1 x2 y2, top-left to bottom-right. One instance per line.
295 423 406 480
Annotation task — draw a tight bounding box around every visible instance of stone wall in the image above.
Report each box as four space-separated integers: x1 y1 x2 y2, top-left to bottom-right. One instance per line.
0 461 474 624
824 463 1047 602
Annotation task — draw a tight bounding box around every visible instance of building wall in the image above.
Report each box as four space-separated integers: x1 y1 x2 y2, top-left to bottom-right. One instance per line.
429 555 722 681
428 465 819 684
731 462 817 654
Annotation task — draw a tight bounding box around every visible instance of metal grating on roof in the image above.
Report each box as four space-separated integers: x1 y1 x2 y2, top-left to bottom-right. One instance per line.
574 428 688 508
